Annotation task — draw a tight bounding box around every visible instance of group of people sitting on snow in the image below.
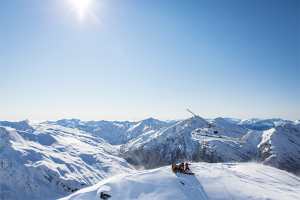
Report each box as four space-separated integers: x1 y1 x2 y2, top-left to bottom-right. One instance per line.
171 162 193 175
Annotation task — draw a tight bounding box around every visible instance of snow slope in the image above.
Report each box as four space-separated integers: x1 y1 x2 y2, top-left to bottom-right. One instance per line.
61 162 300 200
0 122 133 200
258 123 300 173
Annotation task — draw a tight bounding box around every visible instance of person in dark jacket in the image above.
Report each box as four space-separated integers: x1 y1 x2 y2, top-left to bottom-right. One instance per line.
185 162 190 172
179 162 185 173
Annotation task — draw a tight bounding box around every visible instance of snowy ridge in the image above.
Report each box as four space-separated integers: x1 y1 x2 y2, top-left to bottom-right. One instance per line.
238 118 293 130
61 162 300 200
258 123 300 172
49 118 171 145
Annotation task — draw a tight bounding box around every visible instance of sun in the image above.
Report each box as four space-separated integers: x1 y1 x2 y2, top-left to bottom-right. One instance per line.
67 0 94 21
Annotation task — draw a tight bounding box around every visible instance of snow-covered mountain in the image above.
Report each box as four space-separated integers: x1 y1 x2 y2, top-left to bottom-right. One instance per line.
125 118 171 141
211 117 248 137
121 116 209 168
49 118 171 145
1 117 299 200
122 116 300 174
238 118 293 130
258 123 300 173
0 122 133 200
49 119 132 145
61 162 300 200
121 116 257 168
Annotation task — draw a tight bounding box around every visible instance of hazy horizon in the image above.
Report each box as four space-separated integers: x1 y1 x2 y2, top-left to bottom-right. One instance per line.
1 114 299 123
1 0 299 121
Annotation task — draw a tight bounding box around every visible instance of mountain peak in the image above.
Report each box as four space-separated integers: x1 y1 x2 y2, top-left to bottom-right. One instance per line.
0 120 34 131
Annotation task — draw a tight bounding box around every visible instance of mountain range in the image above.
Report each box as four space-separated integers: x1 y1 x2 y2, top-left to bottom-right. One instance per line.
0 116 299 200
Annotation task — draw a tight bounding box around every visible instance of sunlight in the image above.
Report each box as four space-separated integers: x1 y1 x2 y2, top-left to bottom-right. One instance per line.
67 0 94 21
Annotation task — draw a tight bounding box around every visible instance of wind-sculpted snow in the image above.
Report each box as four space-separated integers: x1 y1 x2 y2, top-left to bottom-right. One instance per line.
0 123 133 200
61 162 300 200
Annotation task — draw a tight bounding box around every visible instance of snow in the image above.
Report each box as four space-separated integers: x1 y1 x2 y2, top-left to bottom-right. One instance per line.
1 117 300 200
49 118 171 145
61 162 300 200
212 117 247 137
121 117 208 168
238 118 293 131
121 116 259 168
0 123 133 200
258 123 300 172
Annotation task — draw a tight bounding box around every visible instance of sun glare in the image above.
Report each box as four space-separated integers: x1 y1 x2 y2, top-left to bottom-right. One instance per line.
68 0 94 21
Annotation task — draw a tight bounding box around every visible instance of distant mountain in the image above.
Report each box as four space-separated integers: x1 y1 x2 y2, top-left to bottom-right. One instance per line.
0 120 34 131
121 116 209 168
125 118 171 141
121 116 259 168
238 118 293 130
49 118 171 145
49 119 132 144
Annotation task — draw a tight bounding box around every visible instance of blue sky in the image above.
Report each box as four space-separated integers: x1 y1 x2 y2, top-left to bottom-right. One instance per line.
0 0 299 121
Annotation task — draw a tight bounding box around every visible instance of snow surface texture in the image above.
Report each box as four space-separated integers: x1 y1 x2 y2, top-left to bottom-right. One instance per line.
0 122 133 200
61 162 300 200
0 117 299 200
